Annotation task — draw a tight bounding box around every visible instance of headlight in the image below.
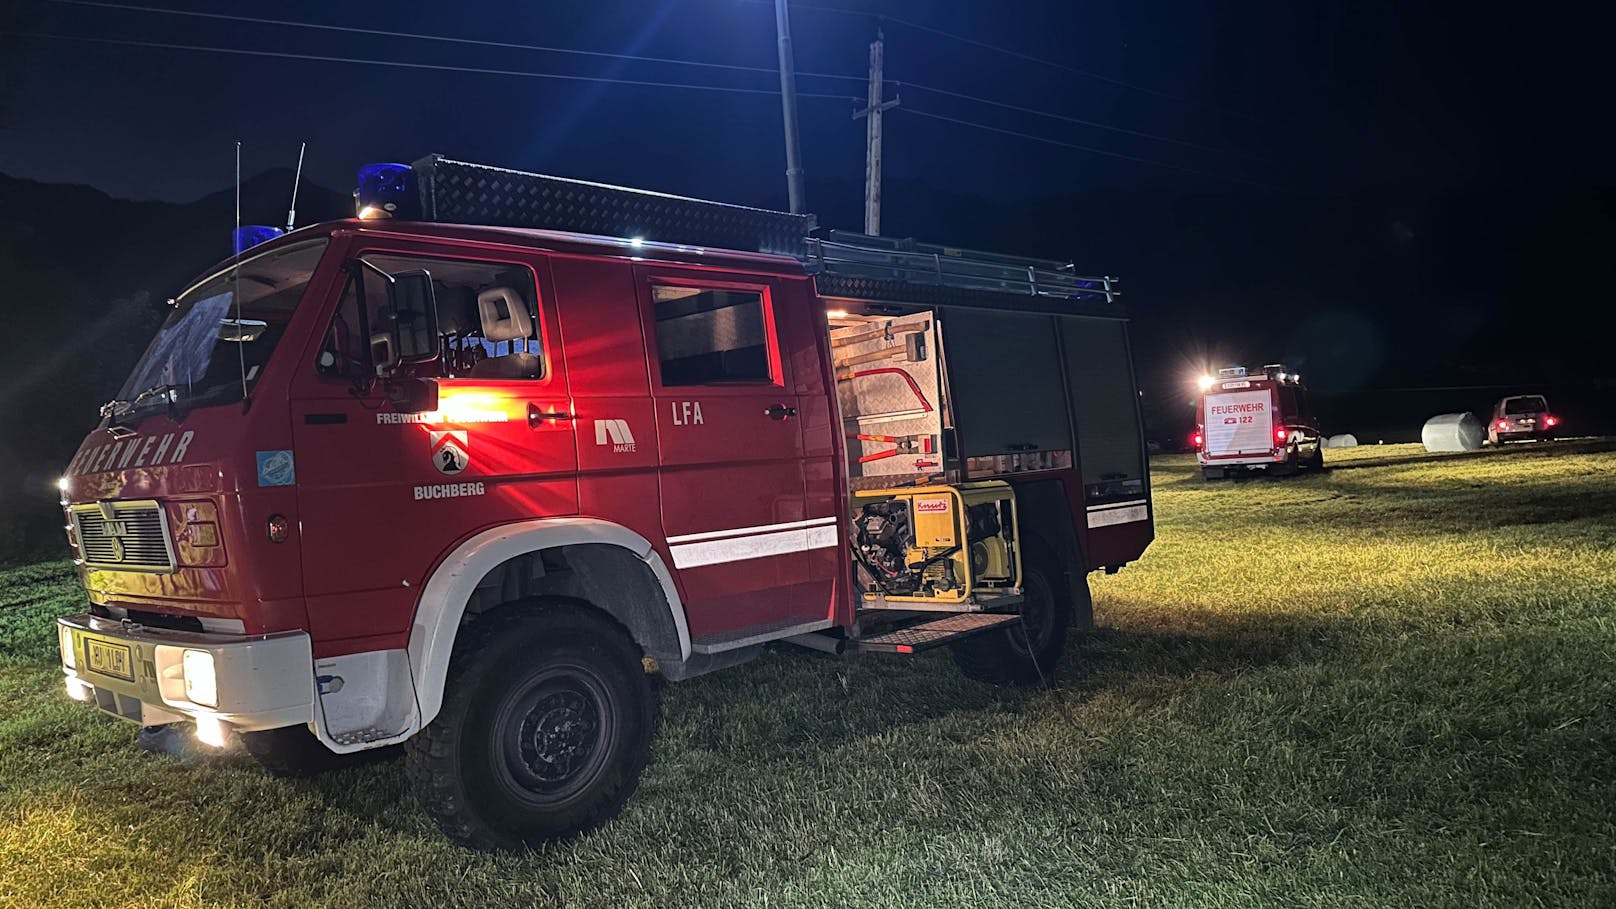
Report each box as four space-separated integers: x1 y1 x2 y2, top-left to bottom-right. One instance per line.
59 625 76 670
182 650 217 707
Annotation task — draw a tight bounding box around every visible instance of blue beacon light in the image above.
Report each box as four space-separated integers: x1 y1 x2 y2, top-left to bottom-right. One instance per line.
354 162 417 219
232 225 285 254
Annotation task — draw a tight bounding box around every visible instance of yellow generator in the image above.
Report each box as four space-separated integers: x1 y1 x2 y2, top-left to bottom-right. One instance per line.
850 481 1022 610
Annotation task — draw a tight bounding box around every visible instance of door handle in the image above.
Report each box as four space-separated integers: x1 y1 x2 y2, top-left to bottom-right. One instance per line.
528 403 574 427
764 404 798 421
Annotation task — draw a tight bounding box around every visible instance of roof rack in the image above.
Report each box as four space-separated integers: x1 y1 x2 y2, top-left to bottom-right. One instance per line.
805 229 1119 317
401 155 816 257
360 157 1121 316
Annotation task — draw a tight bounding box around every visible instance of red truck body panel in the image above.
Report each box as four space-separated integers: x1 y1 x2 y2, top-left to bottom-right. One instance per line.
61 214 1144 667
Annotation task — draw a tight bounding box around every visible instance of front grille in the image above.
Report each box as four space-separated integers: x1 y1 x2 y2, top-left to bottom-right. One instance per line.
72 501 176 573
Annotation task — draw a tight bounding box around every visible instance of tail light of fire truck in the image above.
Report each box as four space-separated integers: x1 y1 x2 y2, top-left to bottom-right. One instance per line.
1191 429 1205 450
1274 425 1289 444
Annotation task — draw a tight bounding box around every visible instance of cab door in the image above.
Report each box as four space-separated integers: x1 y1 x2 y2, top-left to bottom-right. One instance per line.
288 239 576 653
634 264 833 645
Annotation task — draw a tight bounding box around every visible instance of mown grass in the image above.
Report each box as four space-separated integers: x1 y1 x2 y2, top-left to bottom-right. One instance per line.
2 444 1612 908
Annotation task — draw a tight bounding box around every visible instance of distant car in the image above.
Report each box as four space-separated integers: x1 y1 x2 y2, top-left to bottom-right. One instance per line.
1488 395 1559 444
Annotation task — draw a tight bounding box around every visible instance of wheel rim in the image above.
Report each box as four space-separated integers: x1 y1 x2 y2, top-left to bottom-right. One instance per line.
492 663 616 808
1009 572 1054 657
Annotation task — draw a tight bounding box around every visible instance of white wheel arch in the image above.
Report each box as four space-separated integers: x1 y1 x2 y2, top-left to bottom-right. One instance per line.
405 517 689 728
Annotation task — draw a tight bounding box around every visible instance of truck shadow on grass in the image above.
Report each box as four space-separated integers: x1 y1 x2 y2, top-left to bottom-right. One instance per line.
648 608 1341 763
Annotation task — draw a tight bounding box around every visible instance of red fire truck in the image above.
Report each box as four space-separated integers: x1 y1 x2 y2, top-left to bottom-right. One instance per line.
54 157 1152 849
1194 365 1323 479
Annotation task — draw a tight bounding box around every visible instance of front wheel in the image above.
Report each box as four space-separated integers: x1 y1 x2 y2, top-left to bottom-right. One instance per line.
406 603 655 851
951 565 1070 686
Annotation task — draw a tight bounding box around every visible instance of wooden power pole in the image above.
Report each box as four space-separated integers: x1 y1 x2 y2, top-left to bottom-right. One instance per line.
853 31 900 235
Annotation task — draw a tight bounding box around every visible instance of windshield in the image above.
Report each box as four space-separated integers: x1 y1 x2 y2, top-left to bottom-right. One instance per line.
1504 396 1548 415
115 239 329 412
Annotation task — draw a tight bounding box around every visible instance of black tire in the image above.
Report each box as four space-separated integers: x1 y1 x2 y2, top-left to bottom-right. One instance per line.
1307 446 1325 470
951 565 1069 686
240 724 398 778
1271 447 1301 477
406 603 655 851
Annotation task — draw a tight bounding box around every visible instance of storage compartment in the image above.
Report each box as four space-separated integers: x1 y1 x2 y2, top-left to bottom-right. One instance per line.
849 481 1021 610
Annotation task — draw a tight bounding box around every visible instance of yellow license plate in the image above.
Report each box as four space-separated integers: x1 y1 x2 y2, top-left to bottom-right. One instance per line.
86 638 134 681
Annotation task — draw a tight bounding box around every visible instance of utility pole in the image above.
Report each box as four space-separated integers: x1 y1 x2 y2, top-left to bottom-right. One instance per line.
853 31 899 235
773 0 807 214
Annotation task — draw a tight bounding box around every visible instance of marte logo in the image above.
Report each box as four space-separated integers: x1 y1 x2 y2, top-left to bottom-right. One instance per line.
429 430 470 475
594 419 636 453
97 501 128 562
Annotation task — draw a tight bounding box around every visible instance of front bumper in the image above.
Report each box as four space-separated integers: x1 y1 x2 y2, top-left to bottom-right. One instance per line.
57 613 314 733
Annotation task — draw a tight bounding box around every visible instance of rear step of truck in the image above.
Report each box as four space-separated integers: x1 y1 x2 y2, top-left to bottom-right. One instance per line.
849 613 1020 654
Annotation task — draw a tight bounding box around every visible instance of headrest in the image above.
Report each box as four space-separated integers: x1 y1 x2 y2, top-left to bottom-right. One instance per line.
478 287 533 342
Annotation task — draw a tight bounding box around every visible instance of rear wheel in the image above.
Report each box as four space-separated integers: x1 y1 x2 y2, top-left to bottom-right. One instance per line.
951 565 1069 686
1271 447 1301 477
1307 446 1325 470
406 603 655 851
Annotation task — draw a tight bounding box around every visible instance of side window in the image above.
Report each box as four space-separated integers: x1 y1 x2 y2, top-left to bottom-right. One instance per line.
318 254 544 380
650 285 773 386
1277 385 1299 416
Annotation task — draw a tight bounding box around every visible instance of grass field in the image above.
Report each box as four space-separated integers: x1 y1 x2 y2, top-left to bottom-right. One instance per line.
2 443 1613 908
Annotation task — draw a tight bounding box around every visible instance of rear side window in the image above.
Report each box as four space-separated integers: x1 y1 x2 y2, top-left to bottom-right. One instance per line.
651 285 773 385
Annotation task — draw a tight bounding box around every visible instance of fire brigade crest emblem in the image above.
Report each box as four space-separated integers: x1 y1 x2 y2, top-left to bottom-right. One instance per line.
429 430 470 475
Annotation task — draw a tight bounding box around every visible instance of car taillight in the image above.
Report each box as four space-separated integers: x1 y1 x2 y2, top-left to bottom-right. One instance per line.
1497 419 1510 431
1544 415 1558 428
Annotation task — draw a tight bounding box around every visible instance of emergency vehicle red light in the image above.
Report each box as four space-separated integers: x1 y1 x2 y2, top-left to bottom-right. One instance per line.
267 514 290 544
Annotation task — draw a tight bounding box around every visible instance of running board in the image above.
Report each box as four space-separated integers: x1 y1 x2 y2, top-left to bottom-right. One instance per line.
849 613 1019 654
857 590 1023 613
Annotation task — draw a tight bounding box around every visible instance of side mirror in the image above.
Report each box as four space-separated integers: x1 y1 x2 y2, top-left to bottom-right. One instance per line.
387 270 438 367
385 377 439 414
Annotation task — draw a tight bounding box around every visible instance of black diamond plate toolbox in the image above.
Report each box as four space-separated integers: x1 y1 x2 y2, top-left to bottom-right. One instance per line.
411 155 816 257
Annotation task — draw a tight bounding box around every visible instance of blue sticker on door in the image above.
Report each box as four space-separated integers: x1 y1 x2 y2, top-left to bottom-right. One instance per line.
256 450 296 487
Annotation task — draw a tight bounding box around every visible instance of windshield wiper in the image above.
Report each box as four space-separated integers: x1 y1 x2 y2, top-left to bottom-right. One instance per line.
101 384 180 423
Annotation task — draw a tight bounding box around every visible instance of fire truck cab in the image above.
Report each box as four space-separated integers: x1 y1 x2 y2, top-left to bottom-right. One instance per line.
54 157 1152 850
1194 364 1323 480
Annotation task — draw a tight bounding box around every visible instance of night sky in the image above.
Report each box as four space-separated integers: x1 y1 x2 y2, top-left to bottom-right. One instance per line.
2 0 1613 434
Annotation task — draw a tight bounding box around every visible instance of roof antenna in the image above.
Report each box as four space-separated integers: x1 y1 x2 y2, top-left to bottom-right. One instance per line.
285 140 307 233
234 140 248 402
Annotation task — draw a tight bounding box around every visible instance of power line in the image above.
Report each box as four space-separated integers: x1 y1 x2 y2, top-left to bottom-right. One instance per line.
741 0 1188 103
47 0 868 85
12 31 858 101
54 0 1246 167
899 80 1252 159
903 107 1261 186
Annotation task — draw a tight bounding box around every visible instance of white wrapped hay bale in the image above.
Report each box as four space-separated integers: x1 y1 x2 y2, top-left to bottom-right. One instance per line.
1421 413 1484 452
1324 433 1359 449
